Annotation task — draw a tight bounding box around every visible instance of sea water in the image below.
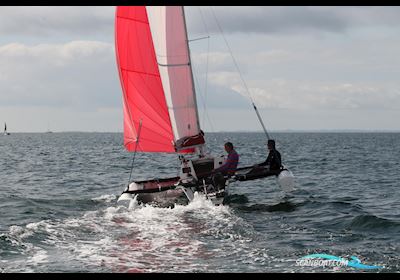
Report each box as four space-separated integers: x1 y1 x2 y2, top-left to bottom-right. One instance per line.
0 132 399 272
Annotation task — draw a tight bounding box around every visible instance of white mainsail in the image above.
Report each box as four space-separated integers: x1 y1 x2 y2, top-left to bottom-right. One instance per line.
146 6 201 146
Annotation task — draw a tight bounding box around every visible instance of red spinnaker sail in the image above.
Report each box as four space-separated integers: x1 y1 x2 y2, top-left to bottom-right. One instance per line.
115 6 177 153
116 6 204 153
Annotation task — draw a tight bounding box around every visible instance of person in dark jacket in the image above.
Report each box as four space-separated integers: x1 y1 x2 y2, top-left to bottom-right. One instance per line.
255 139 282 171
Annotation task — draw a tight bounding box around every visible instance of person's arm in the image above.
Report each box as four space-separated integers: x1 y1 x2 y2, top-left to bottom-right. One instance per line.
213 153 233 173
214 152 236 173
256 152 272 167
258 159 269 166
214 162 228 173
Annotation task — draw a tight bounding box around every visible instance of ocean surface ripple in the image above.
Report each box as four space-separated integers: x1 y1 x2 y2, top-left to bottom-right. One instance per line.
0 132 399 272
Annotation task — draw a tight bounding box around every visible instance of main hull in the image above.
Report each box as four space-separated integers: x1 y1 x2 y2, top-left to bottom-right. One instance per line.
117 164 294 207
136 188 187 206
134 186 228 206
118 176 229 206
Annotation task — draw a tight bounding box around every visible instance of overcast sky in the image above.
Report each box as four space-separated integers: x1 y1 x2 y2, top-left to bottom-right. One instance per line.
1 6 400 132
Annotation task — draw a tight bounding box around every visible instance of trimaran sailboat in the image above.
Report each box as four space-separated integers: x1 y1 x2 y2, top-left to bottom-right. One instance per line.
115 6 295 206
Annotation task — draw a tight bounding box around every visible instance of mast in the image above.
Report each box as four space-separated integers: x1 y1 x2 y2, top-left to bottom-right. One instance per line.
181 6 205 155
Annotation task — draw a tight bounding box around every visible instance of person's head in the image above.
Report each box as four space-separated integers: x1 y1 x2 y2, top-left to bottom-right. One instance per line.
267 139 276 150
224 142 234 153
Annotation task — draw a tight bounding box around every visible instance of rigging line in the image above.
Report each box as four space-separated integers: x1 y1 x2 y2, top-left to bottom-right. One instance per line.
192 63 216 133
157 62 190 67
128 119 143 184
189 9 214 132
198 6 211 131
189 47 213 131
188 36 210 42
188 6 214 133
209 7 271 140
203 35 210 130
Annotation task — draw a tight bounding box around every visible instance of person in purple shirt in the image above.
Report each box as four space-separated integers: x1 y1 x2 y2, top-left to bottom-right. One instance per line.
210 142 239 190
213 142 239 176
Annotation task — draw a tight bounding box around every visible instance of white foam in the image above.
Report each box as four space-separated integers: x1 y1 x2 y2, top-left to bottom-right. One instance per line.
29 248 48 265
91 194 117 203
2 224 52 272
3 193 266 272
9 225 33 239
54 194 244 271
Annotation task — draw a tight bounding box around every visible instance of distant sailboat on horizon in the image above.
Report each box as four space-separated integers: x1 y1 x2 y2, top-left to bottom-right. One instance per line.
46 122 53 133
4 123 10 135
